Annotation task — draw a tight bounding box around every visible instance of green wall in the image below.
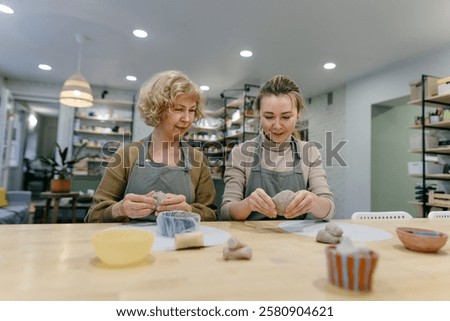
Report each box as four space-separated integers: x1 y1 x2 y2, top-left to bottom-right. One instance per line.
371 104 420 216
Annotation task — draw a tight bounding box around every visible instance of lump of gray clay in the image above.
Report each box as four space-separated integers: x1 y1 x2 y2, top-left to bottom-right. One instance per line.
316 230 341 244
325 222 343 237
223 246 252 260
153 191 166 207
223 237 252 260
272 190 296 216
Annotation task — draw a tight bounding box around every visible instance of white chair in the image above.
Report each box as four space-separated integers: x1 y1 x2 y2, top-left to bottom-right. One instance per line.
351 211 413 220
428 211 450 219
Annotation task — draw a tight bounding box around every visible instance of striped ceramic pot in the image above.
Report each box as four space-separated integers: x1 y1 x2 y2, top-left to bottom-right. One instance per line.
325 246 379 291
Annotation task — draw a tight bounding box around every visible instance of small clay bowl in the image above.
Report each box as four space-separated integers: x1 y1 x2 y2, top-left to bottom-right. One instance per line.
396 227 448 253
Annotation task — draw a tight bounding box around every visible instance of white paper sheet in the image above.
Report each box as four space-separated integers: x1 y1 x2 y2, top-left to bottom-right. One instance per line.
279 221 392 241
108 223 231 251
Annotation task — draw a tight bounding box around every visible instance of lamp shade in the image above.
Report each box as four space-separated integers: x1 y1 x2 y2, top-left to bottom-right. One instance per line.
59 72 93 108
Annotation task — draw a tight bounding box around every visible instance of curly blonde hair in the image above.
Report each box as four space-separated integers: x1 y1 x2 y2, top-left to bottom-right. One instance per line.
138 70 205 127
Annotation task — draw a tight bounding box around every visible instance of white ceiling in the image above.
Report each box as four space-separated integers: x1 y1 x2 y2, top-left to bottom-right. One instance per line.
2 0 450 103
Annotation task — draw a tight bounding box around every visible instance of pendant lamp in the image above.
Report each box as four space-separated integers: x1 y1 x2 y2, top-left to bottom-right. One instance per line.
59 34 93 108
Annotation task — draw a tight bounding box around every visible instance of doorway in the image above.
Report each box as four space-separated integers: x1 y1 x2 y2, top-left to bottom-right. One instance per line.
22 102 59 198
371 98 419 216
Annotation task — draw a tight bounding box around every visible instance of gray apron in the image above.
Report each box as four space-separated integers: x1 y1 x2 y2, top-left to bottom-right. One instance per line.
124 136 193 221
245 134 306 220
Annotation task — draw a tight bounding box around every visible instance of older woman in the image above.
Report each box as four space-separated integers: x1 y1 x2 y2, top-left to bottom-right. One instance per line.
221 75 334 221
86 70 216 222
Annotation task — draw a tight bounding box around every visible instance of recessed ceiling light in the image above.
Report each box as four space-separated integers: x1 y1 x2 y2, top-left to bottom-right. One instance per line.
324 62 336 70
200 85 210 91
240 50 253 58
38 64 52 71
0 4 14 14
133 29 148 38
126 75 137 81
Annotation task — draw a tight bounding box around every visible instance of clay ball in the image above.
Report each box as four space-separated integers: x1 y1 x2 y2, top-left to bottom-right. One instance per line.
153 191 166 207
325 222 343 237
272 190 296 216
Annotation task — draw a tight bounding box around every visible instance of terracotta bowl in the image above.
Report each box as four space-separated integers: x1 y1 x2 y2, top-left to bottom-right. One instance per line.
396 227 448 253
325 246 379 292
92 229 154 266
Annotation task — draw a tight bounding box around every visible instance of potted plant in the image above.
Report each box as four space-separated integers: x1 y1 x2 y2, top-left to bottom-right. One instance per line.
39 142 91 193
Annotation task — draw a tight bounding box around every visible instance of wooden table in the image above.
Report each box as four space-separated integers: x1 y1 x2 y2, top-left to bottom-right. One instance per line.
40 191 80 223
1 219 450 300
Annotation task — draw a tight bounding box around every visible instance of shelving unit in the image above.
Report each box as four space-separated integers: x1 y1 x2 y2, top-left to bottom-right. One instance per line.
222 84 260 143
183 109 225 180
72 98 134 177
216 85 259 178
183 85 260 180
408 74 450 216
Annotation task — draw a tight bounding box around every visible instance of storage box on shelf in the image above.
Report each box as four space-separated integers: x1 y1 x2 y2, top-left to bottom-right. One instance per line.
437 77 450 96
408 161 444 175
429 191 450 208
408 74 450 216
409 76 438 102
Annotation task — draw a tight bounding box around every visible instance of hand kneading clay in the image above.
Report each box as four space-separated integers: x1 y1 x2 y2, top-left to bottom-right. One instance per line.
223 237 252 260
175 231 204 250
316 229 341 244
325 222 343 237
272 190 296 216
156 211 201 237
153 191 166 207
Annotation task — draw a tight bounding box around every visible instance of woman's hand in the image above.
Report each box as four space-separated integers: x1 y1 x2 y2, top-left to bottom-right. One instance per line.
156 193 192 213
113 191 157 219
284 190 317 219
244 188 277 218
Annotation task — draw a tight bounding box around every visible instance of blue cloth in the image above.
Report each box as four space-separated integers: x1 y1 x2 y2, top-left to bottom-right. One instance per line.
0 191 31 224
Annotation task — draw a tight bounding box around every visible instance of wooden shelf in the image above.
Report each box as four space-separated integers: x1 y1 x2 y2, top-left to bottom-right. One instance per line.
408 200 449 208
192 126 224 131
409 147 450 154
427 93 450 105
74 129 130 136
93 99 134 107
73 144 119 150
225 98 244 108
75 115 132 123
410 173 450 180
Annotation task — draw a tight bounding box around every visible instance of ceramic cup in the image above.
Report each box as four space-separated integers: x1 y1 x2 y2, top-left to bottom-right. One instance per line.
325 246 379 291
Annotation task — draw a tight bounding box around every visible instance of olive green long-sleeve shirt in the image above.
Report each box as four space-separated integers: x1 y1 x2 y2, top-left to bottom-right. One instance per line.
85 140 217 222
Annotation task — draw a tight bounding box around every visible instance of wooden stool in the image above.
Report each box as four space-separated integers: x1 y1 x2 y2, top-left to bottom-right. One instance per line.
40 192 80 223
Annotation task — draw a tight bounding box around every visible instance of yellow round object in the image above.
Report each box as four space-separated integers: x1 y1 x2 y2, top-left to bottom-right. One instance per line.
92 229 154 266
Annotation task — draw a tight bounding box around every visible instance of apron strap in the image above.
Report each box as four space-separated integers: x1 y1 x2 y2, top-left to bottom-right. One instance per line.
251 134 303 174
250 135 263 172
292 140 303 174
140 135 191 172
